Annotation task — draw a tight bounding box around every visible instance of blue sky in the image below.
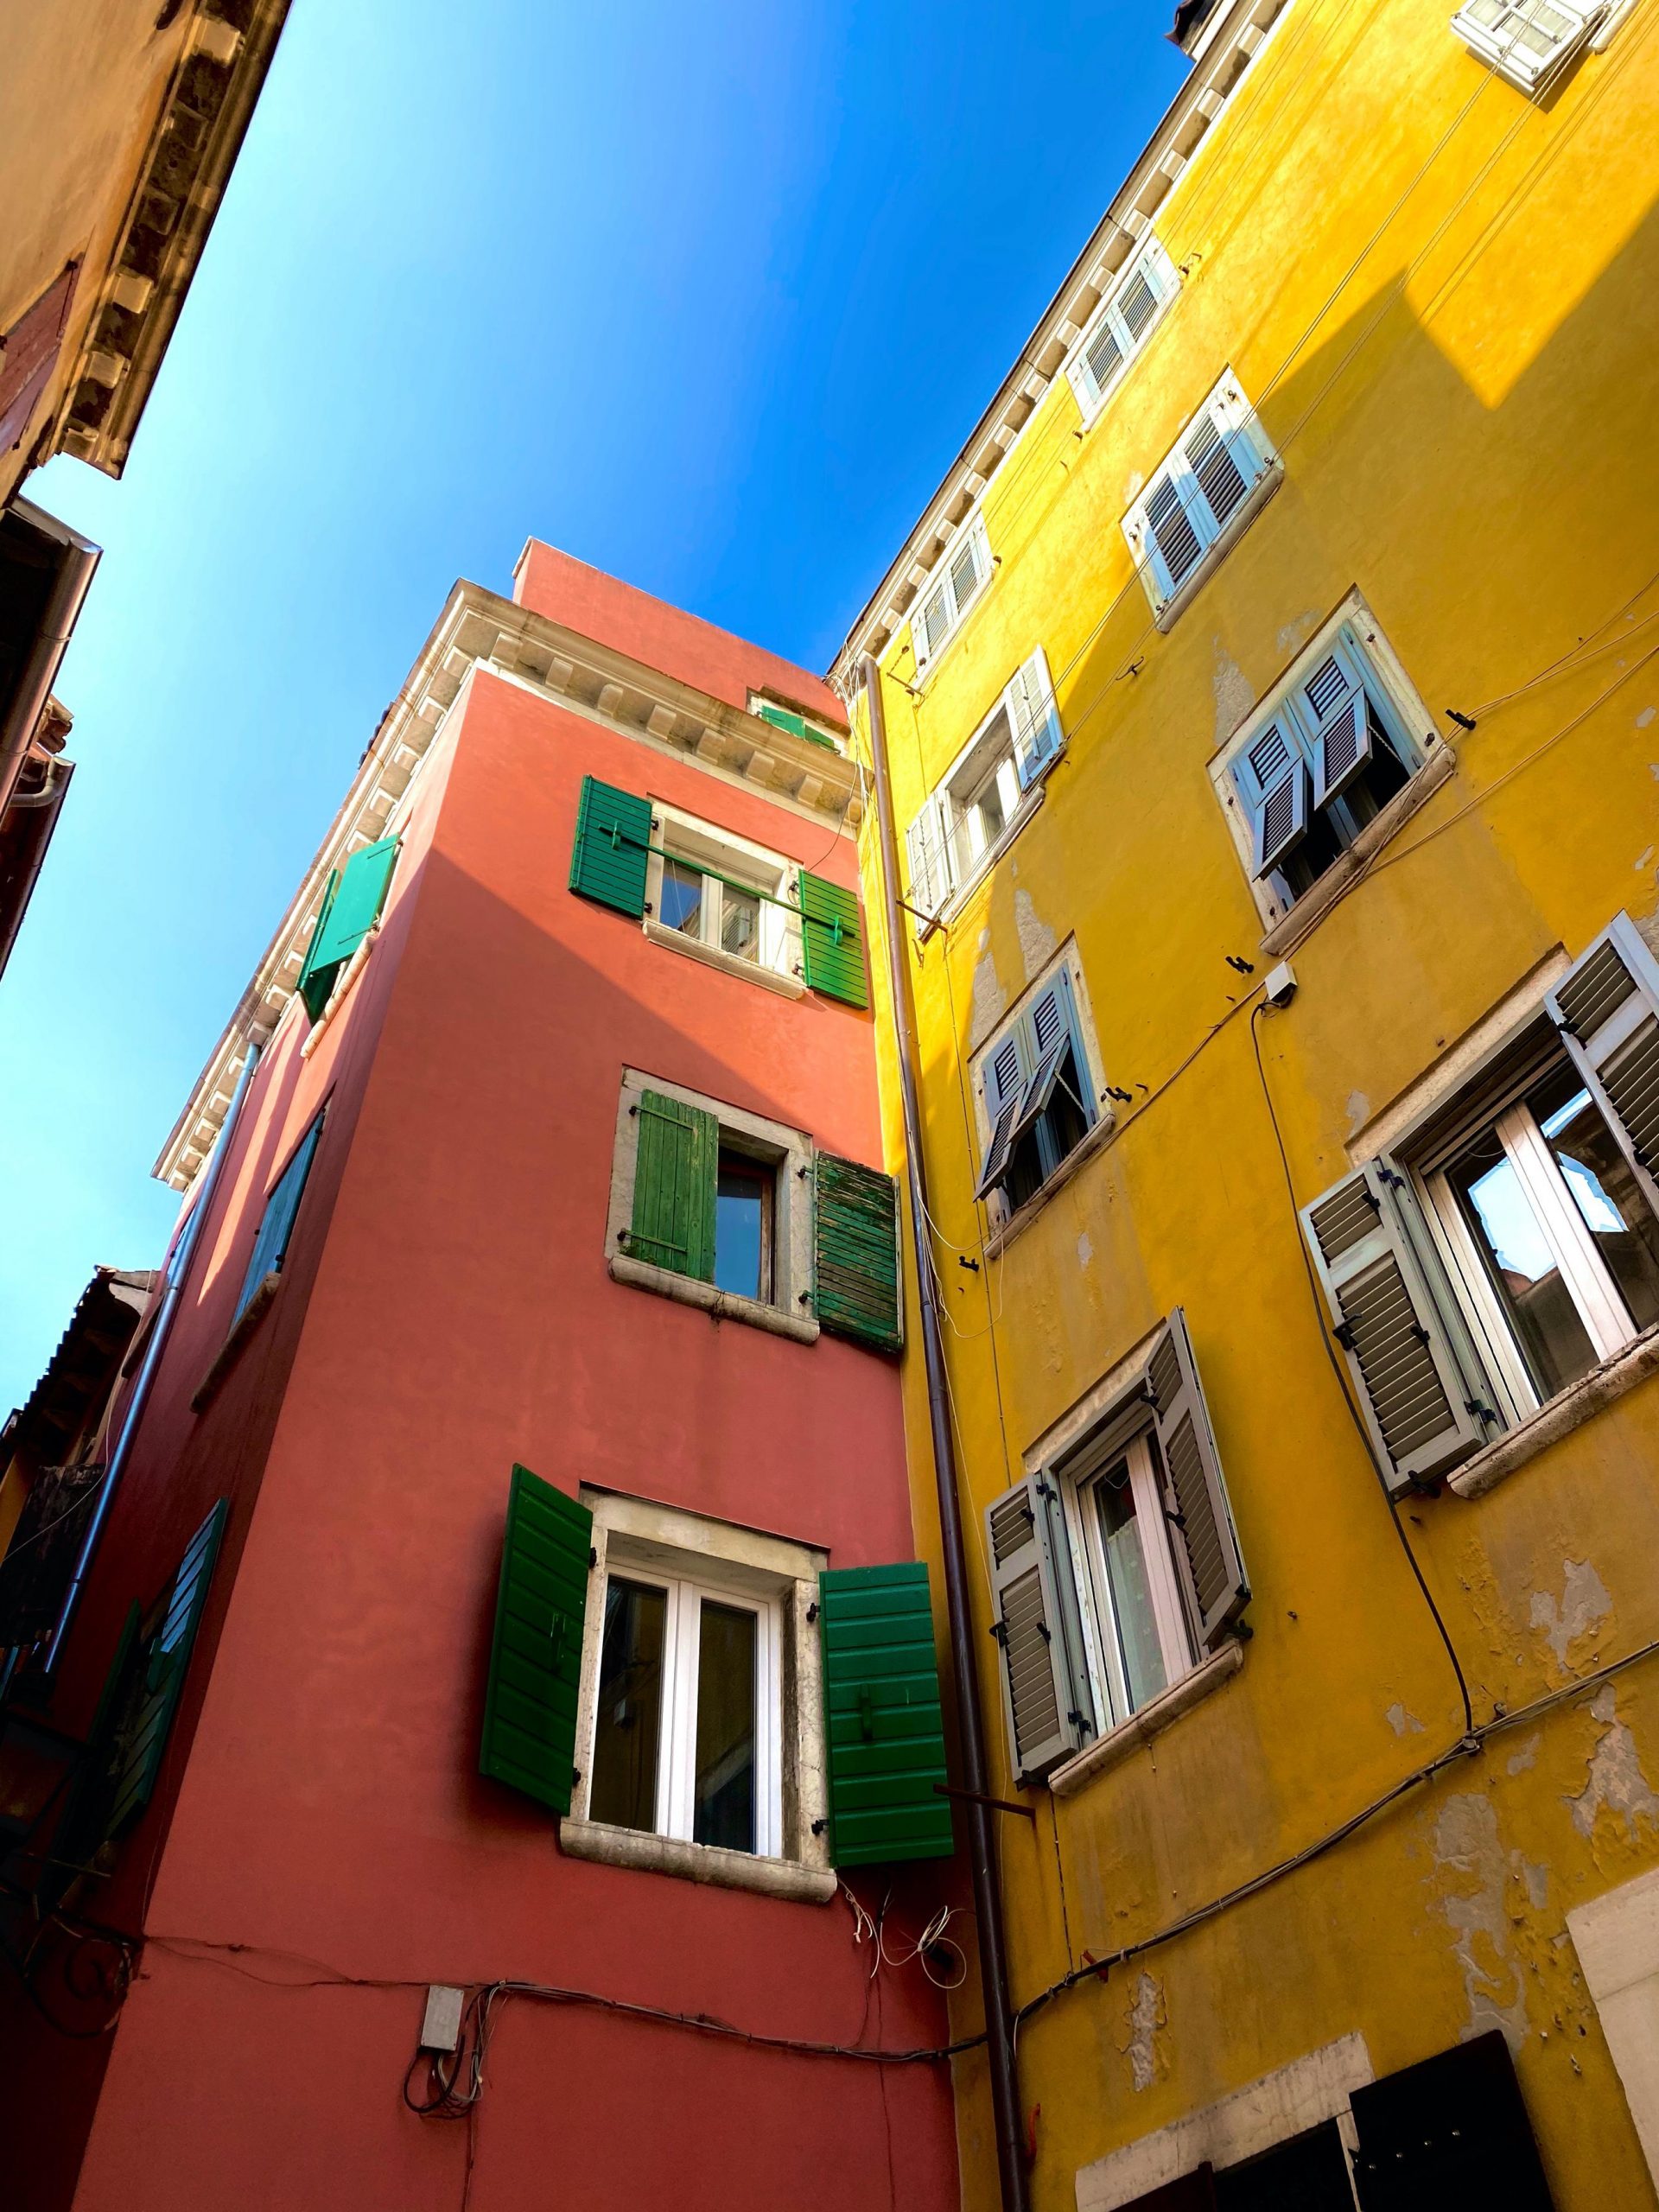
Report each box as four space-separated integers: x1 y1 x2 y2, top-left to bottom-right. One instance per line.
0 0 1185 1407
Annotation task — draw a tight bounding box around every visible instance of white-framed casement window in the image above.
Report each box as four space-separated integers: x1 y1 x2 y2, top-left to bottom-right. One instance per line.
910 512 993 674
904 648 1064 925
1213 605 1439 929
1065 235 1180 422
971 948 1103 1217
1302 914 1659 1494
1122 370 1279 627
563 1490 833 1902
645 802 803 993
985 1312 1249 1783
1451 0 1611 92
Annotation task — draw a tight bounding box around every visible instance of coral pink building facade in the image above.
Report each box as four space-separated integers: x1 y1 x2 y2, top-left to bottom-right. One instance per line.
1 549 961 2212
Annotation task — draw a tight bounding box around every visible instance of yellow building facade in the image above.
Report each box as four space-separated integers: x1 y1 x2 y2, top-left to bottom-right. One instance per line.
835 0 1659 2203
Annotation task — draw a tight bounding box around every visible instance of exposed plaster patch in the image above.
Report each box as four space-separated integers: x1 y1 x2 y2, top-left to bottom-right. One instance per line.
1530 1559 1612 1669
1507 1734 1541 1777
1637 707 1655 729
1014 888 1058 985
1432 1793 1529 2050
1122 1969 1167 2094
1346 1091 1370 1135
1276 609 1323 658
1567 1686 1659 1846
1212 645 1255 746
969 937 1007 1052
1077 1230 1094 1268
1387 1703 1426 1737
1521 1858 1549 1911
1637 848 1655 874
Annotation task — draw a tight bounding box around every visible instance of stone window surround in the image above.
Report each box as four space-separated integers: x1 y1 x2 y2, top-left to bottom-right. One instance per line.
560 1487 835 1904
642 797 806 1001
606 1067 820 1345
974 940 1116 1257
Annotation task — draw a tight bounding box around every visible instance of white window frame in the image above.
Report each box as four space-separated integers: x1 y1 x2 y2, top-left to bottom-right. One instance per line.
905 647 1064 928
645 800 804 996
1210 594 1440 932
1061 1430 1196 1735
1065 235 1181 423
909 511 993 676
1451 0 1605 93
969 942 1107 1223
1122 368 1280 629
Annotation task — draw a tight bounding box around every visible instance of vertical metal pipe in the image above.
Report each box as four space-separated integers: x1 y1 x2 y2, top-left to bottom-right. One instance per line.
861 654 1030 2212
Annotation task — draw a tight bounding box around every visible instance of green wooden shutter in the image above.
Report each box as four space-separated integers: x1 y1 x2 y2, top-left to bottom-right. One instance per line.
310 836 400 970
51 1600 143 1887
627 1090 717 1280
105 1500 228 1838
479 1465 592 1815
296 867 340 1020
820 1563 953 1866
798 871 868 1008
814 1152 902 1351
569 776 652 916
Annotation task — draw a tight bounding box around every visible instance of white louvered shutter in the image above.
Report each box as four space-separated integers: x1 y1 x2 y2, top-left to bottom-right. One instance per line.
1300 1162 1488 1492
976 1027 1031 1198
1138 469 1205 601
1009 649 1064 789
912 581 950 669
1145 1311 1248 1649
948 531 982 613
1547 913 1659 1217
1066 239 1179 414
1183 409 1252 535
904 795 952 927
984 1476 1088 1780
1452 0 1597 91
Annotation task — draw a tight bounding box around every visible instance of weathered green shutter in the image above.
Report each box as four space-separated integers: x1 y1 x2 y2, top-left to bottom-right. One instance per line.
297 868 340 1020
479 1465 592 1815
814 1153 902 1351
627 1090 717 1280
105 1500 228 1838
820 1563 953 1866
798 871 868 1007
569 776 652 916
52 1600 143 1886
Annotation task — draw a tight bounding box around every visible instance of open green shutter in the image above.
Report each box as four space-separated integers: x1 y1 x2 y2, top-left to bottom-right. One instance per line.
296 868 340 1020
627 1090 717 1280
310 836 400 971
105 1500 228 1838
798 871 868 1007
819 1562 953 1867
814 1152 902 1351
569 776 652 917
479 1465 591 1815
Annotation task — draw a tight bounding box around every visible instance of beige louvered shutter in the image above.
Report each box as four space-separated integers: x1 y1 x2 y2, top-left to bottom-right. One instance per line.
904 795 952 927
1300 1162 1487 1492
1547 913 1659 1218
1145 1312 1248 1649
984 1476 1088 1782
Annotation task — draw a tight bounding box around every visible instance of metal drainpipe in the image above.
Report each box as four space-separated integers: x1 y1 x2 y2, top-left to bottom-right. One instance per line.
44 1037 263 1675
860 655 1031 2212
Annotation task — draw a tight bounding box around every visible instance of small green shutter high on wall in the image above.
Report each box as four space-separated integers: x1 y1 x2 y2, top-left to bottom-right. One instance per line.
819 1562 954 1867
798 871 868 1008
296 834 401 1020
627 1090 718 1280
569 776 652 917
296 867 340 1021
479 1465 592 1815
105 1499 228 1839
814 1153 902 1351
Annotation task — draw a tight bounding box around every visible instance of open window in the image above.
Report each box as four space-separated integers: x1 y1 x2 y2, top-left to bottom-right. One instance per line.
905 650 1064 925
646 801 802 988
972 954 1100 1217
909 512 993 673
1451 0 1606 93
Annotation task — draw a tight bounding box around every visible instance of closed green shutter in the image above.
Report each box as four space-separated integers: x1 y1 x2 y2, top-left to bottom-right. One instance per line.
479 1465 592 1815
814 1153 902 1351
569 776 652 917
297 868 340 1021
754 702 837 752
820 1563 953 1866
798 870 868 1008
627 1090 718 1280
105 1500 228 1839
49 1600 143 1887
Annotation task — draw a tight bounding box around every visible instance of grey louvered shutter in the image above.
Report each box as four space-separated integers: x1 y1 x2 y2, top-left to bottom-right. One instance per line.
1547 913 1659 1216
984 1475 1087 1781
904 795 952 926
1301 1162 1486 1492
976 1026 1031 1198
1145 1312 1248 1649
1141 469 1205 598
1009 649 1064 789
1302 650 1376 808
106 1500 228 1837
1183 408 1251 533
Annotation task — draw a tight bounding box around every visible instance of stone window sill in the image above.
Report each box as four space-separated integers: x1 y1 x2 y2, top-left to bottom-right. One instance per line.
1150 464 1283 634
191 1272 280 1412
643 918 806 1000
984 1109 1118 1262
1257 744 1457 960
558 1818 836 1904
299 923 379 1059
919 777 1057 947
1049 1639 1245 1798
608 1252 820 1344
1447 1325 1659 1500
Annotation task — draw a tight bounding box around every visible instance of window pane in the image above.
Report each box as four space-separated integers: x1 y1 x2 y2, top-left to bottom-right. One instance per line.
1529 1067 1659 1337
589 1579 667 1834
1094 1464 1167 1714
715 1156 769 1300
720 885 760 963
1448 1126 1598 1397
660 857 703 938
693 1600 757 1852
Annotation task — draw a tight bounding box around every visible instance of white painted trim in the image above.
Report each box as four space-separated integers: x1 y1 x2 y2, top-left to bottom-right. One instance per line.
1074 2031 1373 2210
1568 1866 1659 2188
1050 1638 1243 1797
645 797 804 987
1448 1320 1659 1497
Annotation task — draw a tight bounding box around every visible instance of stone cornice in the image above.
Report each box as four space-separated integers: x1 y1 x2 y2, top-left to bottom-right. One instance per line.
154 579 861 1192
827 0 1291 694
54 0 294 479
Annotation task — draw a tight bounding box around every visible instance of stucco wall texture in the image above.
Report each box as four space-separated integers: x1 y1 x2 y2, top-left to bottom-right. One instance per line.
852 0 1659 2202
